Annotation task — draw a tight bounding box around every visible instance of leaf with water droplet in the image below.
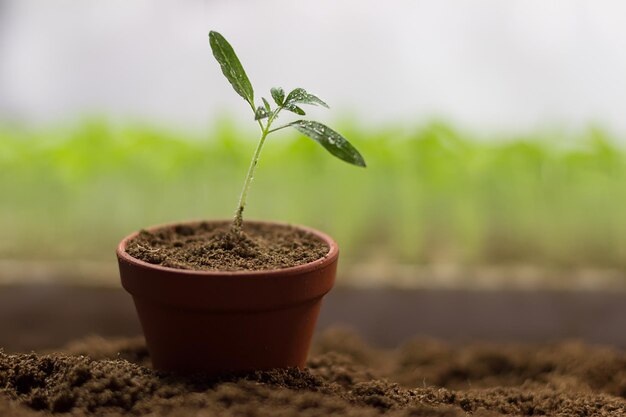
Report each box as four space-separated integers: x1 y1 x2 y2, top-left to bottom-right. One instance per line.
262 97 271 113
285 88 329 108
254 106 269 120
288 120 366 167
284 104 306 116
271 87 285 106
209 31 254 105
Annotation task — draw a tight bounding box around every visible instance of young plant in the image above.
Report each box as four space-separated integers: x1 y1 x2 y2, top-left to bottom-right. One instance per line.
209 31 366 234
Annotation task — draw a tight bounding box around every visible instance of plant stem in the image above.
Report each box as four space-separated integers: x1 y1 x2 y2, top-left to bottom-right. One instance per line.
232 128 268 233
266 124 290 134
231 106 282 234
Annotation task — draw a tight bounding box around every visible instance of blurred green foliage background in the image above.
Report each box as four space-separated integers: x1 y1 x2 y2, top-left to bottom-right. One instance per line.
2 119 625 273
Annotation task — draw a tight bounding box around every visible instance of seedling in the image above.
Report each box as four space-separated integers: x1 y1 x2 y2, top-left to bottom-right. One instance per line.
209 31 366 234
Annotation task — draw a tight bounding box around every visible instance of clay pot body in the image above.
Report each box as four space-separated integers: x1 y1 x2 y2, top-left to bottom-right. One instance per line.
116 220 338 374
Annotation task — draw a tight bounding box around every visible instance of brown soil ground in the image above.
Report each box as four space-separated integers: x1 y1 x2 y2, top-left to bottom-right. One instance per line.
126 221 329 271
2 328 626 417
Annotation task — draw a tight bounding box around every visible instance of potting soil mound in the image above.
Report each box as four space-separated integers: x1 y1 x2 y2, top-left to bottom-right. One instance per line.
125 221 329 271
2 328 626 417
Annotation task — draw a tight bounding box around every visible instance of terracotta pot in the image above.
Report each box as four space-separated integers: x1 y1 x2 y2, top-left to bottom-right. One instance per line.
116 220 338 374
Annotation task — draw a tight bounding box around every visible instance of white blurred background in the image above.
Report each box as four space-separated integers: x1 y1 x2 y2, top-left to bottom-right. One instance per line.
1 0 626 134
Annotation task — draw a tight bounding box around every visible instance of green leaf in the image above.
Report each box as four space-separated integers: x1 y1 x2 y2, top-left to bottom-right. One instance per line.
289 120 366 167
209 31 254 105
262 97 271 113
285 88 329 108
254 106 269 120
284 104 306 116
271 87 285 106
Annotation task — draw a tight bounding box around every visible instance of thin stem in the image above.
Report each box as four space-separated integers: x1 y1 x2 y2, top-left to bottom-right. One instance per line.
231 105 282 233
267 124 291 134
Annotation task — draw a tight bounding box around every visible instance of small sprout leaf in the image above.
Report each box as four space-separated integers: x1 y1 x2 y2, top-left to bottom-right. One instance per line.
284 104 306 116
262 97 271 113
254 106 269 120
289 120 366 167
209 31 254 105
271 87 285 106
285 88 329 108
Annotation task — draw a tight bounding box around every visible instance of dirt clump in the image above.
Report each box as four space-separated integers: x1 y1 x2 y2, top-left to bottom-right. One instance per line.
125 221 329 272
1 328 626 416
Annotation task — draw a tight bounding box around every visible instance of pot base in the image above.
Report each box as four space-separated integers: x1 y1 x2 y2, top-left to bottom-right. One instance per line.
134 296 323 374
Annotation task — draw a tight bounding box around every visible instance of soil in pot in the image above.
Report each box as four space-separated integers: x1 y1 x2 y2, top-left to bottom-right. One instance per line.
2 328 626 417
125 221 329 271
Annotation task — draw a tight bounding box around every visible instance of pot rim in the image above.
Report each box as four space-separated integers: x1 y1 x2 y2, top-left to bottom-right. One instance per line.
116 219 339 277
